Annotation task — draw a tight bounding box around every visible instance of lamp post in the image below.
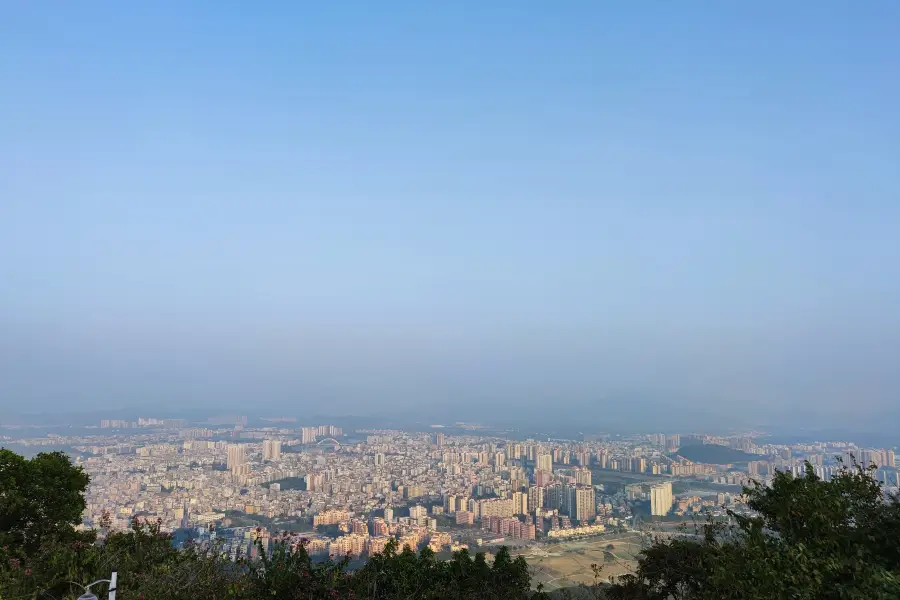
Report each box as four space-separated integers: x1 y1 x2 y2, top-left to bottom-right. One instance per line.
75 570 117 600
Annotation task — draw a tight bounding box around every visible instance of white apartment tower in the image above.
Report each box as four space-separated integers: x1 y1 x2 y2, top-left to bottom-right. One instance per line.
650 482 673 516
537 454 553 472
227 444 246 469
263 439 282 461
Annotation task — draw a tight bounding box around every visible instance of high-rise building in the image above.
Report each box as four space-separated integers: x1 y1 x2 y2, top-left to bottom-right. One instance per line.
262 440 282 461
535 469 553 487
374 453 385 467
528 486 545 512
666 434 681 452
650 482 673 516
300 427 318 444
537 454 553 472
494 452 506 468
409 505 427 520
350 519 368 535
456 511 474 526
227 444 246 470
384 507 394 523
512 491 528 515
545 484 571 515
304 472 324 491
371 517 389 536
573 486 595 523
313 509 350 527
432 432 445 447
574 467 592 486
477 498 516 519
180 501 191 529
575 451 591 466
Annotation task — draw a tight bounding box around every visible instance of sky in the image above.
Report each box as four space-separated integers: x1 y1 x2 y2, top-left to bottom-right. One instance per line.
1 2 898 430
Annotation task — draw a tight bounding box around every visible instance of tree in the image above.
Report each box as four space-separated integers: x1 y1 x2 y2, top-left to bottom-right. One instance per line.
607 462 900 599
350 540 532 599
0 449 90 553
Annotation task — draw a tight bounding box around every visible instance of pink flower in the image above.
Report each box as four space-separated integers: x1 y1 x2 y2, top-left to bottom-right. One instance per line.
24 568 32 576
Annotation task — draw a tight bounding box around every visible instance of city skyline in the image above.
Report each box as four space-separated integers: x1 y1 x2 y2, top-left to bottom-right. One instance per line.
2 408 896 593
2 416 895 566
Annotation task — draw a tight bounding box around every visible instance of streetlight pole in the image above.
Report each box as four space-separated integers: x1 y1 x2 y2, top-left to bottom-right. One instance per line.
75 570 117 600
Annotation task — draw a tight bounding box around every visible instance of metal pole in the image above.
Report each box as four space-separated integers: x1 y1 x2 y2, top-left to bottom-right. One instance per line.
108 570 117 600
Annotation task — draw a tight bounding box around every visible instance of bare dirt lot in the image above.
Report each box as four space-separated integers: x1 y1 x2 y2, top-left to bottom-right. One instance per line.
515 533 645 592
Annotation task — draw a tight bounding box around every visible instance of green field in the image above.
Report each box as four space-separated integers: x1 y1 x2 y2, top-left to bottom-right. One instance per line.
672 444 756 464
589 469 667 493
269 476 306 490
222 510 313 532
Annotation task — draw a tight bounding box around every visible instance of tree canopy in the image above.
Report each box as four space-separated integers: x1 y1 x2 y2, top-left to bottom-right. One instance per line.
0 449 90 554
606 463 900 599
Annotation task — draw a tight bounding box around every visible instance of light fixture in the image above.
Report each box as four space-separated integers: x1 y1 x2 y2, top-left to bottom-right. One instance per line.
74 570 117 600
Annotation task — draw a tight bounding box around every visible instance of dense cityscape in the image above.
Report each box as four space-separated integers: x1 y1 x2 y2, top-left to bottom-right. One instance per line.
2 415 897 588
3 1 897 596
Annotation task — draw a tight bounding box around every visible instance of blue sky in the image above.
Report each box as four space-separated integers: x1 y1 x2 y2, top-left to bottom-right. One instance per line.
1 2 898 428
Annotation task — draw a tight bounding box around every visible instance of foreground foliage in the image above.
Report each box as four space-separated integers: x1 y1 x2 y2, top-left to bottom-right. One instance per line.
606 462 900 599
0 450 90 555
1 518 533 600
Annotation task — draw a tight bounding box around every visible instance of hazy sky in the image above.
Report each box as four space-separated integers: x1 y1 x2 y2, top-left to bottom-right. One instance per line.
1 2 898 428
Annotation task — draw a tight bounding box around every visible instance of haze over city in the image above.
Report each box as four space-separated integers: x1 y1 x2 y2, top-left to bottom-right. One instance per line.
2 3 899 433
